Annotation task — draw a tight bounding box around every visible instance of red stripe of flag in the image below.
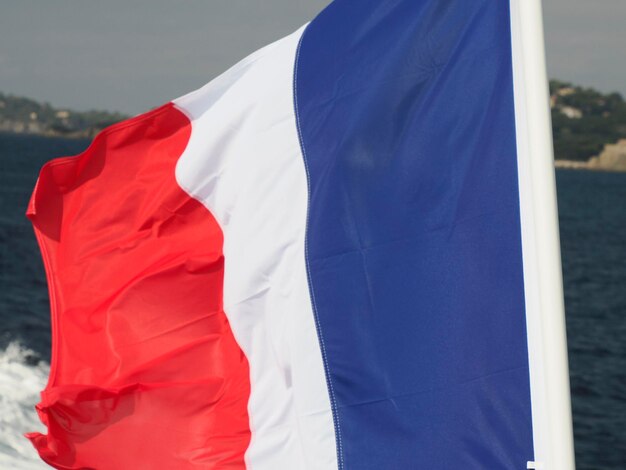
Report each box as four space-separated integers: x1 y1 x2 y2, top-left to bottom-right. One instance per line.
26 103 251 469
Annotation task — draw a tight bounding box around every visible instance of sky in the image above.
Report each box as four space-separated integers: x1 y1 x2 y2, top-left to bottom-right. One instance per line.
1 0 624 115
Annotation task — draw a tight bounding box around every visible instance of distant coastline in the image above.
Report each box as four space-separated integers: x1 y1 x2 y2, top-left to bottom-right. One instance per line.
555 140 626 173
0 127 98 140
4 80 626 172
0 92 127 140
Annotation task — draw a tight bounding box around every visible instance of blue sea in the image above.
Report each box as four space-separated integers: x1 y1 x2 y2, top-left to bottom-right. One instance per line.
0 132 624 469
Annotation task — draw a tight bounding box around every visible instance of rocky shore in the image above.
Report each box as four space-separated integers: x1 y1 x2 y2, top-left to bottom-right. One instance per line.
555 139 626 172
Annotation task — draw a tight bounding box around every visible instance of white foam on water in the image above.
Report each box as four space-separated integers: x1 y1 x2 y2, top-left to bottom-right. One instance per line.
0 342 49 469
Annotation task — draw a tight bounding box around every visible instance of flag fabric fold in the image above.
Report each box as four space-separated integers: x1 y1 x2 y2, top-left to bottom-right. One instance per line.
26 1 566 468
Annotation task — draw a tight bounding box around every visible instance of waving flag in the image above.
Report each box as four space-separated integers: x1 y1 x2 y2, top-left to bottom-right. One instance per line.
26 0 574 469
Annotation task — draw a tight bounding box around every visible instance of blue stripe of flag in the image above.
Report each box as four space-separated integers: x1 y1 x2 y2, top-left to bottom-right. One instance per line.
295 1 534 468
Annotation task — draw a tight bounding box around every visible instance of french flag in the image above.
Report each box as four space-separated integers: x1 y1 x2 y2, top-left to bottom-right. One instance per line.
25 1 574 469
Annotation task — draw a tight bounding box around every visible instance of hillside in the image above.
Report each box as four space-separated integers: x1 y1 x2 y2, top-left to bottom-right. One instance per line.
0 93 127 139
550 80 626 161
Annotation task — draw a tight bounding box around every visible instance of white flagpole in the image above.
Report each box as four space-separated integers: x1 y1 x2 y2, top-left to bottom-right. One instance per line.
509 0 576 469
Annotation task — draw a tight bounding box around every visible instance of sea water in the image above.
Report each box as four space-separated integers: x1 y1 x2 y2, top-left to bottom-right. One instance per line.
0 133 624 469
0 133 89 469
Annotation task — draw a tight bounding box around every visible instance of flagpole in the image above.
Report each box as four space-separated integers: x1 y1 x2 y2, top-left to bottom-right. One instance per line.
509 0 576 469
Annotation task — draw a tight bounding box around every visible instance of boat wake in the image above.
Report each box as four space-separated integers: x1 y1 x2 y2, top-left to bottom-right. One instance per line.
0 342 49 469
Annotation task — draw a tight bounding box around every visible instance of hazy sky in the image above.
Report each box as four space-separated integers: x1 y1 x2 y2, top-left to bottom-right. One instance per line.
1 0 624 115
